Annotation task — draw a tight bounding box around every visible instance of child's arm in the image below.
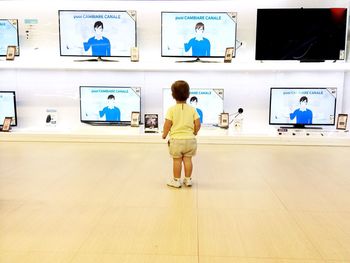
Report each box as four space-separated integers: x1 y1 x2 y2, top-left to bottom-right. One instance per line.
162 119 172 139
193 118 201 135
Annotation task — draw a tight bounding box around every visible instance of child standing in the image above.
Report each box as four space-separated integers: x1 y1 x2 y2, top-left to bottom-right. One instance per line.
162 80 201 188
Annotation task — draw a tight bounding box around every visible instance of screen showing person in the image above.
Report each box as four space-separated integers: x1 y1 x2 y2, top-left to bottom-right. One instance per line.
289 96 312 124
184 22 211 57
0 91 17 126
80 86 141 123
269 88 337 126
99 94 120 121
163 88 224 125
59 10 136 57
161 12 237 58
189 96 203 123
0 19 19 56
83 21 110 57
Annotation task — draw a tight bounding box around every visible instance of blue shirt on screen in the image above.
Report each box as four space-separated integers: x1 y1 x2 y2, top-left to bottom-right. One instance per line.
184 38 211 57
290 109 313 124
84 37 111 57
99 107 121 121
196 108 203 123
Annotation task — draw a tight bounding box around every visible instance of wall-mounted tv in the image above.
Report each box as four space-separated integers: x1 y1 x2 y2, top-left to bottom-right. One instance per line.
255 8 348 61
80 86 141 125
59 10 137 59
0 19 19 56
269 87 337 128
163 88 224 125
0 91 17 127
161 12 237 60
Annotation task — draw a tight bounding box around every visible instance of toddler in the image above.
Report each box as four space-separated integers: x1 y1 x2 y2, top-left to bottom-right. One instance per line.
162 80 201 188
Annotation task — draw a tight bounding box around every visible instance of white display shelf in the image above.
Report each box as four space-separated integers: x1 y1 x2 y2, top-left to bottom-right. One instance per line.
1 126 349 146
1 58 350 72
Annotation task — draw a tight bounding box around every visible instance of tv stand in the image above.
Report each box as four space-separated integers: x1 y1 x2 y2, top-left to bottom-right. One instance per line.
300 59 325 63
74 56 119 62
280 126 323 130
85 121 130 126
176 57 220 63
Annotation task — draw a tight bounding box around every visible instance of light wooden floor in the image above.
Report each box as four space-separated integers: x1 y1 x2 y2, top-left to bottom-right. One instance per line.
1 141 350 263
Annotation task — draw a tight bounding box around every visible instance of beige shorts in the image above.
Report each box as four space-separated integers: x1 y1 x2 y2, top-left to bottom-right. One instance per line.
168 138 197 158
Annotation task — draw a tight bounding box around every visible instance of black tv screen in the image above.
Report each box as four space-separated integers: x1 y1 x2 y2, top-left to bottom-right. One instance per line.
255 8 347 61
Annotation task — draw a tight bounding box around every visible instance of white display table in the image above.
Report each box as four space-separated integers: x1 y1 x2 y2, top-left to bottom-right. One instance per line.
1 126 349 146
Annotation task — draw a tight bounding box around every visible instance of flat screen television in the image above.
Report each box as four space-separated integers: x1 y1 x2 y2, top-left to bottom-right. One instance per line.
269 87 337 128
255 8 348 61
0 91 17 127
161 12 237 60
163 88 224 125
0 19 19 56
59 10 137 59
80 86 141 125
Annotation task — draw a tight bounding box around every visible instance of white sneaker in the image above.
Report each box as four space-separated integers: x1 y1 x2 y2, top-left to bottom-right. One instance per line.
167 178 181 188
183 177 193 187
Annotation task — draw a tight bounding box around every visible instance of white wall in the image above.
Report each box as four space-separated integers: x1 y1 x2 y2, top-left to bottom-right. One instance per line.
0 0 349 132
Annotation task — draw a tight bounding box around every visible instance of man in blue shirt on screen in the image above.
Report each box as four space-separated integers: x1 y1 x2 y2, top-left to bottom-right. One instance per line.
84 21 111 57
190 96 203 123
99 94 121 121
290 96 313 124
184 22 211 57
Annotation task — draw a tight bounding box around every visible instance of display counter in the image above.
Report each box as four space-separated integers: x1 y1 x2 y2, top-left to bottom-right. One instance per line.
1 125 349 146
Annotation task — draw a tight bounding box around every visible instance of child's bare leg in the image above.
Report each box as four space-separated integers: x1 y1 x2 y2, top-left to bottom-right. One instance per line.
183 156 193 178
173 158 182 179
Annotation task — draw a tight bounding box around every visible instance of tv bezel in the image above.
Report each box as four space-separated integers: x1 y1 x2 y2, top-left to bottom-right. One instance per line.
269 87 337 128
255 8 348 61
0 91 17 127
58 10 137 58
79 85 141 125
0 19 20 57
161 11 237 59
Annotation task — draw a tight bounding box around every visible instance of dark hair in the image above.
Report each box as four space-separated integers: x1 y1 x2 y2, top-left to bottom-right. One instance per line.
300 96 308 103
171 80 190 102
190 96 198 103
195 22 204 31
107 94 115 100
94 21 104 30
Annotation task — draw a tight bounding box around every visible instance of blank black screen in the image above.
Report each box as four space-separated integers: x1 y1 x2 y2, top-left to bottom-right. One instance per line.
255 8 347 61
